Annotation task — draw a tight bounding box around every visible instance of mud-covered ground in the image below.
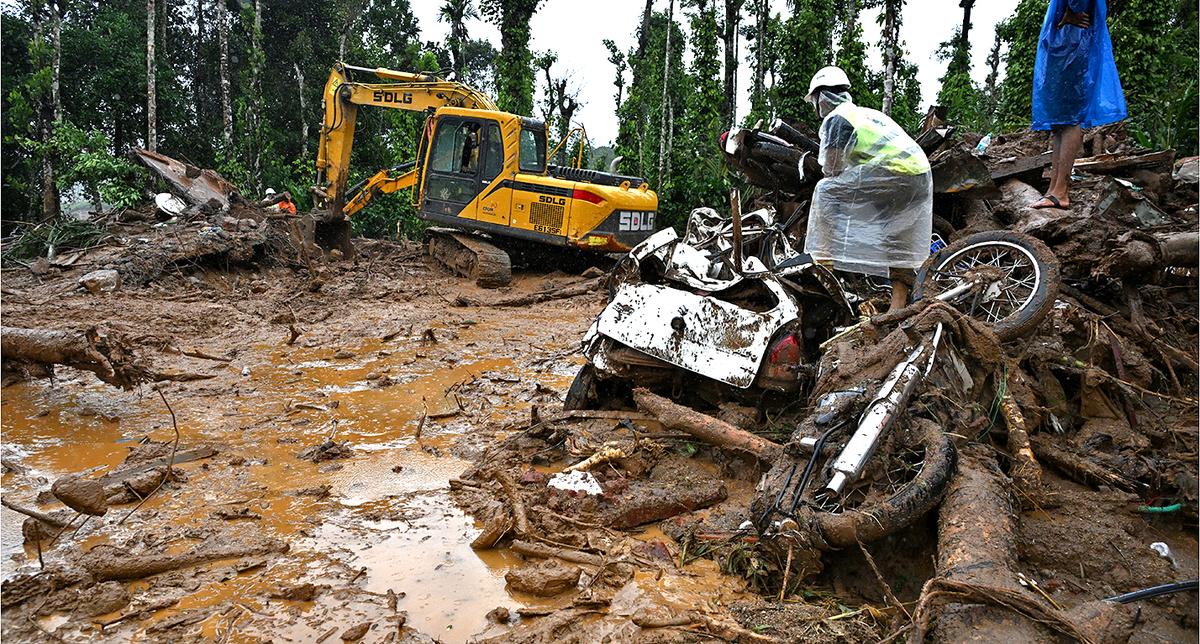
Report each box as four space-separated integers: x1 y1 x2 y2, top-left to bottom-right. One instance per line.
1 236 1197 642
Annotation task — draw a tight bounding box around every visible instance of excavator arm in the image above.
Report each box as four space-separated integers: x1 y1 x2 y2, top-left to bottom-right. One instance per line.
313 62 498 219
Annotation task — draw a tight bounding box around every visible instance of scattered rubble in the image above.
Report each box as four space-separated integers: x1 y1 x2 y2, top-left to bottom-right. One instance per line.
0 123 1195 642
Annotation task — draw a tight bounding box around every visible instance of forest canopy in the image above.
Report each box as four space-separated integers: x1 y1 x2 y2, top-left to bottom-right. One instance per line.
3 0 1197 235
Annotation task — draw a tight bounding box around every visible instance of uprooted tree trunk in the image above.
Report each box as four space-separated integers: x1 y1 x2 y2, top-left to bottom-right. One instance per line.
633 388 781 460
1 327 148 389
914 445 1135 644
922 445 1049 642
1098 231 1199 278
81 536 288 581
1 326 213 388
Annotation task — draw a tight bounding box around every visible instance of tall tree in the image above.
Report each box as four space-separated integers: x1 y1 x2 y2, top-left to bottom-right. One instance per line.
880 0 903 115
217 0 231 149
959 0 974 45
602 39 627 112
480 0 542 116
717 0 744 129
994 0 1044 130
439 0 476 80
248 0 263 191
678 0 726 218
835 0 875 108
742 0 779 125
981 28 1002 128
775 1 835 126
657 0 675 185
146 0 156 151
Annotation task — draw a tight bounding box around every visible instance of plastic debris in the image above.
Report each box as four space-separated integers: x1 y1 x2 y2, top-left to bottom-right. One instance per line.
547 470 603 496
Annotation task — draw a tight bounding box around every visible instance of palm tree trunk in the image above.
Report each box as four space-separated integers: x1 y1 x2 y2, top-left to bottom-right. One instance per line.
882 0 897 115
295 62 308 157
218 0 231 149
657 0 674 186
146 0 157 151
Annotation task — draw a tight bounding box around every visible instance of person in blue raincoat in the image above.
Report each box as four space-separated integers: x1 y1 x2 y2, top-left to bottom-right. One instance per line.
1030 0 1127 209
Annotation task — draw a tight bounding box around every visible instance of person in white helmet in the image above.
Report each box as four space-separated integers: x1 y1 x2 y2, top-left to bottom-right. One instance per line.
802 66 932 312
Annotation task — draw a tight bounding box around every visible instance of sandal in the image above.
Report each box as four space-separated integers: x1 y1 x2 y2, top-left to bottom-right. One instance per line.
1030 195 1068 209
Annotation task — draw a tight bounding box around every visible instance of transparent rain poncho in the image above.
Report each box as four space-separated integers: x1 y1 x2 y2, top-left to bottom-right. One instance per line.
804 96 933 278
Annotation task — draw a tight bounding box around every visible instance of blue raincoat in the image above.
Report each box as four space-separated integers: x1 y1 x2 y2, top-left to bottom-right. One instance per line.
1032 0 1127 130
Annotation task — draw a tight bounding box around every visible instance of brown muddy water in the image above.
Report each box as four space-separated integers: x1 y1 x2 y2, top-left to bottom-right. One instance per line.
1 327 585 642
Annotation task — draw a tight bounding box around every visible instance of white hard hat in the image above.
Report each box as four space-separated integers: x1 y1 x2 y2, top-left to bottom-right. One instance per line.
806 66 852 101
265 188 277 196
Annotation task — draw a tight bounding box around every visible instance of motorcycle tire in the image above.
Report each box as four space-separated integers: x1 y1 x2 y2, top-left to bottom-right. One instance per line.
913 230 1060 342
811 418 956 548
563 364 598 411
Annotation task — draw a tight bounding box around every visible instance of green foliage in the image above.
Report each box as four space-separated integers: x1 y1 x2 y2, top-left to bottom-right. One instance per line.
774 2 835 129
1110 0 1199 154
995 0 1046 130
741 3 782 125
836 17 878 109
44 122 146 209
672 0 729 228
2 219 109 263
480 0 542 116
936 27 984 129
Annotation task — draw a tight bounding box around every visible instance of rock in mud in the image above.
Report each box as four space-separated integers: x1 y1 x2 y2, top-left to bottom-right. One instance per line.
487 606 511 624
269 582 324 602
549 459 727 529
74 581 131 618
52 474 109 516
79 269 121 293
504 560 582 597
296 440 353 462
340 622 371 641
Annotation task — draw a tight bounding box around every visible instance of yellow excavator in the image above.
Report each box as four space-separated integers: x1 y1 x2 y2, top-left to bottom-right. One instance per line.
312 63 659 286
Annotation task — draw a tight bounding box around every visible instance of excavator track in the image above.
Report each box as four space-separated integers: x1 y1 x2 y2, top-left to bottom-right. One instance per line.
425 228 512 288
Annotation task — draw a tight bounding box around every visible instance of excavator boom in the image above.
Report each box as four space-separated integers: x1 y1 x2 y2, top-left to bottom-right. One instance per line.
314 63 496 218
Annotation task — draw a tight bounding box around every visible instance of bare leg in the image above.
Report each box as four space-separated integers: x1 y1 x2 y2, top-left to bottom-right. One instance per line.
889 281 909 313
1046 128 1065 197
1047 125 1082 205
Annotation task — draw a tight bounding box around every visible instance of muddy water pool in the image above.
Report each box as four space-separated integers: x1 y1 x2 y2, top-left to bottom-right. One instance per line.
2 330 577 641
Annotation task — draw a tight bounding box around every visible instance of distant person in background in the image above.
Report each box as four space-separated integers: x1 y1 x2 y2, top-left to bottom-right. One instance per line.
1030 0 1126 209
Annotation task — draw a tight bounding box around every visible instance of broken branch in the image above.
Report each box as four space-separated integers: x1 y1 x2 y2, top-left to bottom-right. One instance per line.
633 389 781 460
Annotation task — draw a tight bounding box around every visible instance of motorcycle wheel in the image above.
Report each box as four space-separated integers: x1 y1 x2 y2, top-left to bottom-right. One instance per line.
913 230 1060 342
563 364 598 411
808 418 956 548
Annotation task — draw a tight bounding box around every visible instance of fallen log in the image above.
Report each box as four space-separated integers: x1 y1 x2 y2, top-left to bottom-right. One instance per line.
510 539 607 567
1097 231 1199 278
920 445 1053 642
632 607 780 642
999 394 1043 502
81 536 289 581
1073 149 1175 174
1029 435 1140 492
490 470 530 536
455 277 603 307
633 389 781 460
1 326 148 389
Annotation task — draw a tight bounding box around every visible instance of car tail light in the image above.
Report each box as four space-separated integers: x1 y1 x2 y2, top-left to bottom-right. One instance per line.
759 333 801 390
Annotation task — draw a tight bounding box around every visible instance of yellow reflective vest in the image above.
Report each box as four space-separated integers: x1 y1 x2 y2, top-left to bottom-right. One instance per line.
827 103 930 176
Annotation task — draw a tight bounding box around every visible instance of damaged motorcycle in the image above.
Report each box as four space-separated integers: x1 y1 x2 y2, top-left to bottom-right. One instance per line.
567 205 1060 554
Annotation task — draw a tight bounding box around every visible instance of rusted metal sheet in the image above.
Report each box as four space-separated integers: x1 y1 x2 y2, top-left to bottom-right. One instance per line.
130 148 238 210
